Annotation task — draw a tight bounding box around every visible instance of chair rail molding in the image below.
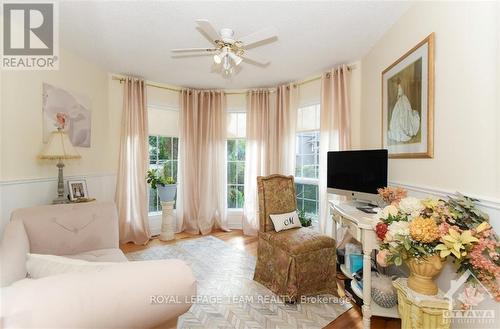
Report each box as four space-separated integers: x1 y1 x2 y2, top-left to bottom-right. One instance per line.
0 173 117 236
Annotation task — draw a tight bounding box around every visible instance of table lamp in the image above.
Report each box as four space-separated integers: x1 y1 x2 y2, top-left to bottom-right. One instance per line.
39 128 81 204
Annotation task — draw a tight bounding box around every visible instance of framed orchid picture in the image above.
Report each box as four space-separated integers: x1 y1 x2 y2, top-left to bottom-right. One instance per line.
382 33 434 158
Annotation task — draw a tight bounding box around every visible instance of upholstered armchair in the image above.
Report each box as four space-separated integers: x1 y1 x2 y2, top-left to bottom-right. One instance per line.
253 174 337 302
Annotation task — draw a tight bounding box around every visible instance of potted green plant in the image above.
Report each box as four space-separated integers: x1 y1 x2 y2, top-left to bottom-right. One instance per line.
146 164 177 202
298 209 312 227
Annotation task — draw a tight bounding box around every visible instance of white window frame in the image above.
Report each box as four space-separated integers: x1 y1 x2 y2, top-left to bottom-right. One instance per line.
148 135 179 216
295 103 320 220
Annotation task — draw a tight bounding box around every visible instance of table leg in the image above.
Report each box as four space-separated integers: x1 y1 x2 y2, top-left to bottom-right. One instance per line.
332 214 338 241
362 248 372 329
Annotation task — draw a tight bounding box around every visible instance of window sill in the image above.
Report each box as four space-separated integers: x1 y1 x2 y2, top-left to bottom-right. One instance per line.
295 177 319 185
227 208 244 213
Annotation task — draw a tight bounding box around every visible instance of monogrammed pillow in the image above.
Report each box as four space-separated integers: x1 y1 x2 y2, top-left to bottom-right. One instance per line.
269 211 302 232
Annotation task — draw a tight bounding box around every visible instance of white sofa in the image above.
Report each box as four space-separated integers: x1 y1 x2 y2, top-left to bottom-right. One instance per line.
0 202 196 329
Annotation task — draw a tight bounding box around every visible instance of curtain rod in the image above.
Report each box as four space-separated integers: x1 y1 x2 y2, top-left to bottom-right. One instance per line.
111 64 355 94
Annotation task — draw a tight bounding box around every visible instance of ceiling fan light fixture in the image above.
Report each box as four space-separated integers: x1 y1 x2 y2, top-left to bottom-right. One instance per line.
173 19 278 76
228 52 243 66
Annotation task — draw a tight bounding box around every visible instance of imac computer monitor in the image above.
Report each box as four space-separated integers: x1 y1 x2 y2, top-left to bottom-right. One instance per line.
327 149 388 206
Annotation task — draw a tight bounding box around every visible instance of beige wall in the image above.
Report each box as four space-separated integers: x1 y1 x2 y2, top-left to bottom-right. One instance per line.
1 47 114 180
360 1 499 200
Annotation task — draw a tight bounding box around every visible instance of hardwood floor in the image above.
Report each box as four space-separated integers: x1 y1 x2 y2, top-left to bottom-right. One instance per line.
121 229 400 329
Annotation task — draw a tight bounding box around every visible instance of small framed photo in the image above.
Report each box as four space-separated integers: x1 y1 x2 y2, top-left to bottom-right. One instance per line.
68 180 88 201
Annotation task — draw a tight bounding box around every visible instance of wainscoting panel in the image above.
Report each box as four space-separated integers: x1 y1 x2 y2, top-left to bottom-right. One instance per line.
0 173 117 236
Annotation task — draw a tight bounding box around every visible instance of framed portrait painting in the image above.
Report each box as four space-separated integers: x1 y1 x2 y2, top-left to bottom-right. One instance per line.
382 33 434 158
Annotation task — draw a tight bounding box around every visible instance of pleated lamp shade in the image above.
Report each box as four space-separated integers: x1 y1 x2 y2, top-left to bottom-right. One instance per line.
39 129 81 160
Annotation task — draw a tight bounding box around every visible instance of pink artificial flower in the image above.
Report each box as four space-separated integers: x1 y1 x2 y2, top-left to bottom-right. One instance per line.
376 249 389 267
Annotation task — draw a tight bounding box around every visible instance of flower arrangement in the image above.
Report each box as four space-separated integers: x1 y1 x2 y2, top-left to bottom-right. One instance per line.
377 186 407 205
374 187 500 301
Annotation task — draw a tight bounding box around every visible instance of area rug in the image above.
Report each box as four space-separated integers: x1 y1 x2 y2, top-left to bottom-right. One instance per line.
126 236 352 329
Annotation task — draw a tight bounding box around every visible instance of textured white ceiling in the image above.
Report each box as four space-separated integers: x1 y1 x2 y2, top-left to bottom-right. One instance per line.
60 1 412 89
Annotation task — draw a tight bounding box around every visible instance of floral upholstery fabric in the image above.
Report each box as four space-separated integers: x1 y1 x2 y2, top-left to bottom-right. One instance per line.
253 175 337 302
257 175 297 232
259 228 335 255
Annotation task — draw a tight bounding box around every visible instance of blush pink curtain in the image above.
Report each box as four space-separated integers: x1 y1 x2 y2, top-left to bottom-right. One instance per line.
243 86 297 235
178 89 228 235
115 77 151 245
243 90 272 236
319 65 351 234
275 84 298 175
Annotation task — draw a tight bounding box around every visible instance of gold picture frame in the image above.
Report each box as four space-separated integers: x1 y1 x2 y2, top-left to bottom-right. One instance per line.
382 33 434 158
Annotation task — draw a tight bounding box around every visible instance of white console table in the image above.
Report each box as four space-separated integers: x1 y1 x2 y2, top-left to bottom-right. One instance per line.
330 201 400 329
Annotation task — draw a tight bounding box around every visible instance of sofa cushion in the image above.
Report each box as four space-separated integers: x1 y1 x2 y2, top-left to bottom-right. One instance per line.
2 260 196 329
10 202 119 256
65 248 128 262
26 253 116 279
259 227 335 255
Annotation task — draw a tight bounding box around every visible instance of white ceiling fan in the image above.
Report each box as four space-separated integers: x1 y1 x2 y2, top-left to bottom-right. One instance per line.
172 19 278 75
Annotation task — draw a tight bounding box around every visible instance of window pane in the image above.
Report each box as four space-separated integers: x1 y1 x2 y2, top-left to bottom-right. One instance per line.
237 139 246 161
303 165 317 178
237 162 245 185
237 186 245 208
295 183 304 197
295 156 302 177
227 140 237 161
303 184 318 200
227 185 238 208
158 137 169 160
172 160 178 182
303 200 317 215
295 183 318 219
163 160 173 178
149 136 158 163
149 187 158 212
295 131 320 179
172 137 179 160
227 138 246 209
228 162 238 184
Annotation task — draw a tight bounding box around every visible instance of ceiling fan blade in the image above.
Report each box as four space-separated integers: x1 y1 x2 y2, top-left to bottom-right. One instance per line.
171 48 217 52
172 53 215 58
195 19 220 42
238 26 278 47
242 51 270 65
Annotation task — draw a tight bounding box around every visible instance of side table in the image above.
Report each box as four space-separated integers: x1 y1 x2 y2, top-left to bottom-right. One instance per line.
393 278 451 329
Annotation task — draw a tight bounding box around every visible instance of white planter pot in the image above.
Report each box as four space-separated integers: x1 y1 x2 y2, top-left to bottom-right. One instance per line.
158 184 177 202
